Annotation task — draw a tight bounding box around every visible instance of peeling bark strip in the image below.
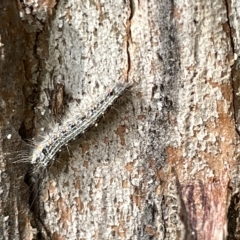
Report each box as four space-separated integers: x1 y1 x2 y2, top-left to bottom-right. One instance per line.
50 82 65 120
31 82 131 171
178 172 229 240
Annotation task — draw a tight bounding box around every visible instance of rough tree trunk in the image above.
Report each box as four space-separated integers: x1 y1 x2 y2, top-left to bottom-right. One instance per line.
1 0 240 239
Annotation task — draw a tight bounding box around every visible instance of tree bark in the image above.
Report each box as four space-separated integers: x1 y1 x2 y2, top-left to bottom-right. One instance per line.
1 0 240 239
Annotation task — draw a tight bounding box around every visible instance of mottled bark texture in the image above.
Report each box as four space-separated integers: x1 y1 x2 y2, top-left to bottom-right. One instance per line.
1 0 240 239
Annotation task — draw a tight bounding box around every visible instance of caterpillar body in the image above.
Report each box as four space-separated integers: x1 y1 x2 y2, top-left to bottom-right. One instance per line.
31 82 130 171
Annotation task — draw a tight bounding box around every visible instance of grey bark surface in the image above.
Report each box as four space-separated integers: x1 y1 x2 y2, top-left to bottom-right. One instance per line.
1 0 240 240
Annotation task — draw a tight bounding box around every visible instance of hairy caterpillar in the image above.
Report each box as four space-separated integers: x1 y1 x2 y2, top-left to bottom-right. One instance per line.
31 82 131 171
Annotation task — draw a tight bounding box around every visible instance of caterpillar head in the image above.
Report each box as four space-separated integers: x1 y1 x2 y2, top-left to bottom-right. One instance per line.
31 148 49 169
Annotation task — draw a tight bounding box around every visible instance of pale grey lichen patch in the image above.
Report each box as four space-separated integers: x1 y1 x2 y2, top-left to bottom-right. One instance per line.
175 0 233 160
43 0 127 95
177 82 223 156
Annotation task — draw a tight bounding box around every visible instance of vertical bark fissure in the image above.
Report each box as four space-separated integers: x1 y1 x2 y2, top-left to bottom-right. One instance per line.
126 0 134 80
224 0 237 128
224 0 240 238
21 6 60 238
